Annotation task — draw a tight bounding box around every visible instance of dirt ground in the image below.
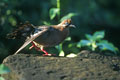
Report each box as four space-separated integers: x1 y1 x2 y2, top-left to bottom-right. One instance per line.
2 50 120 80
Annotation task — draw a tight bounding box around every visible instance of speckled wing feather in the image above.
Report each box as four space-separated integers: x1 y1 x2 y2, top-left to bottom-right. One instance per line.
14 26 49 54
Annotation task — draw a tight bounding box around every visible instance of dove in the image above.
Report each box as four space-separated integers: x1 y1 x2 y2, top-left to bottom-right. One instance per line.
7 19 75 56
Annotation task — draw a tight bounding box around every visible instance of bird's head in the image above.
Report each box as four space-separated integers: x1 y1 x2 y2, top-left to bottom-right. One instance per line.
58 19 76 28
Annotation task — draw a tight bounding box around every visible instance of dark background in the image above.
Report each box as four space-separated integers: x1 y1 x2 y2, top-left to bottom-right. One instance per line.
0 0 120 62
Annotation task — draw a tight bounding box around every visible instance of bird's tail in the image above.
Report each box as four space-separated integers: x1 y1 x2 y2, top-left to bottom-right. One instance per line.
6 21 35 39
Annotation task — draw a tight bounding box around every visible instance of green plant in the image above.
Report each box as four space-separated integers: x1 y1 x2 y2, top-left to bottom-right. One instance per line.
55 37 77 57
55 37 71 56
60 13 78 22
0 64 10 80
77 31 119 54
49 0 60 20
49 0 78 21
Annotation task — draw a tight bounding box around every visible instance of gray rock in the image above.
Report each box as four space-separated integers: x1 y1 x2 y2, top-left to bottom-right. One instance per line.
2 50 120 80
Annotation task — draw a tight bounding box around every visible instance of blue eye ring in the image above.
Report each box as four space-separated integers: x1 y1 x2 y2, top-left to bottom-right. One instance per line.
65 22 69 26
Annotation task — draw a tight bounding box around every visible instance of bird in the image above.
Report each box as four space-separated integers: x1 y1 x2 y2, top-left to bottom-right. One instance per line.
7 19 75 56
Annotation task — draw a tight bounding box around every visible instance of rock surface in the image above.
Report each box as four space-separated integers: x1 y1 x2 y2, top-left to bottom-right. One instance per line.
2 50 120 80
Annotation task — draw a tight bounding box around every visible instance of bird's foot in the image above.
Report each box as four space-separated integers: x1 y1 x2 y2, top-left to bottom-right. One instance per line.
43 53 56 56
43 53 52 56
41 48 56 56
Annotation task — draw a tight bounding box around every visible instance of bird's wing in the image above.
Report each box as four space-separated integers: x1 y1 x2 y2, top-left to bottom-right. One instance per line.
14 26 49 54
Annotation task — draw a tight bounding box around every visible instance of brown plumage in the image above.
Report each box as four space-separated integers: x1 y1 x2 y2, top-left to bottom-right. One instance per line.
7 19 75 56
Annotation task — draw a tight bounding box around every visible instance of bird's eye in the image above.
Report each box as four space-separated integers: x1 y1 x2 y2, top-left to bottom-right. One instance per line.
64 22 69 26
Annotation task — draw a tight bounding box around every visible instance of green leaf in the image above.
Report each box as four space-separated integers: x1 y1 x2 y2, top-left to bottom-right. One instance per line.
80 40 91 46
42 21 51 25
77 42 81 48
85 34 93 41
59 50 65 57
65 37 71 41
8 16 17 26
93 31 105 41
66 53 77 57
0 64 10 74
55 43 63 52
68 44 73 48
49 8 60 20
6 9 11 15
60 13 78 21
77 40 91 48
55 45 60 51
0 77 5 80
97 40 118 53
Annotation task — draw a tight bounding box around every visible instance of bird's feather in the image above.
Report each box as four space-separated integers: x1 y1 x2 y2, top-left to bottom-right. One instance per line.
14 27 48 54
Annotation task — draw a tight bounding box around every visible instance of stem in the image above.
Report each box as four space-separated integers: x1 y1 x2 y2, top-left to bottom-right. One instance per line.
57 0 60 19
91 41 97 51
59 43 63 51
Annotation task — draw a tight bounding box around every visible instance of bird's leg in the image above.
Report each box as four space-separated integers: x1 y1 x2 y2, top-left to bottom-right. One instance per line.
29 41 53 56
40 47 52 56
29 41 41 51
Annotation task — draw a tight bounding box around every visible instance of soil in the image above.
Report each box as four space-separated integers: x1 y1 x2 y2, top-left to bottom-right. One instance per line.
2 50 120 80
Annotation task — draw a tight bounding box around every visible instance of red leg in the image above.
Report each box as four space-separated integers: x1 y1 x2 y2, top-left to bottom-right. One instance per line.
41 48 52 56
29 41 53 56
29 41 41 51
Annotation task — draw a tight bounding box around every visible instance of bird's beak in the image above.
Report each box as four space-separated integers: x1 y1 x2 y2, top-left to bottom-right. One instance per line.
69 24 76 28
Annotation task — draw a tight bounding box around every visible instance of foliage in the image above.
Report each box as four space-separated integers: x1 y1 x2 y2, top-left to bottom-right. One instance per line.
49 8 60 20
0 64 10 80
55 37 77 57
0 64 10 74
55 37 71 57
0 77 4 80
77 31 119 54
66 53 77 58
49 0 60 20
60 13 78 22
49 0 77 21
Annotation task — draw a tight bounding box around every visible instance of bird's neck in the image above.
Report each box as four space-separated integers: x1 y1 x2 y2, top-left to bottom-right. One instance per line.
52 25 69 37
53 25 66 31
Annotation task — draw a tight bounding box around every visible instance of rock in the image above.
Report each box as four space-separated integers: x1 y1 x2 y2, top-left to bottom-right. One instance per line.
2 50 120 80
